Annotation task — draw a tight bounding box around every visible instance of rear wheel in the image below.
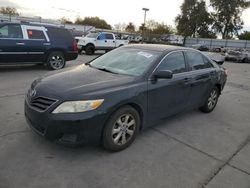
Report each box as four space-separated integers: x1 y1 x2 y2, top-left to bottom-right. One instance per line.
47 51 65 70
85 44 95 55
102 106 140 152
243 58 249 63
200 87 219 113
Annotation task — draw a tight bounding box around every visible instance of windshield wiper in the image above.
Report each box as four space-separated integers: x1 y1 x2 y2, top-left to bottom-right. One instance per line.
94 67 119 74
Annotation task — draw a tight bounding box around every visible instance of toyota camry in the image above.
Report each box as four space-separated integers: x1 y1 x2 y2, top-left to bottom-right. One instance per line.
25 44 227 151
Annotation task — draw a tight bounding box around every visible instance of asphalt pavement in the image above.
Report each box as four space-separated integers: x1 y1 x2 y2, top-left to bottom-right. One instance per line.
0 54 249 188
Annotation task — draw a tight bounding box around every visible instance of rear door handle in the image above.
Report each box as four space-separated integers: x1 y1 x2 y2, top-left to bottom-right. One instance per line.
16 42 25 45
183 78 191 84
210 71 216 76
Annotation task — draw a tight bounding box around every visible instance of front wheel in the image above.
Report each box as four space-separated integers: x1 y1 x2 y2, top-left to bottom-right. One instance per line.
200 87 219 113
102 106 140 152
47 51 65 70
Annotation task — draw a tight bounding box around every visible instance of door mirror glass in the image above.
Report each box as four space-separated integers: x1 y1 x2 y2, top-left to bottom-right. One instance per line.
154 70 173 79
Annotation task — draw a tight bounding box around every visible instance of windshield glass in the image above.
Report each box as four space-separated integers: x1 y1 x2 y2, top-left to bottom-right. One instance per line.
90 48 161 76
86 33 99 38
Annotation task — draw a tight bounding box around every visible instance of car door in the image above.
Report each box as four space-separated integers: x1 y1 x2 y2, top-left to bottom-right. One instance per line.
184 51 215 108
104 33 116 49
96 33 115 50
0 24 27 62
147 51 192 123
22 25 49 62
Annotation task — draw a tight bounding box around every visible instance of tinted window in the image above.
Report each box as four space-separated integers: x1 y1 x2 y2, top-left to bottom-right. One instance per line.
47 27 71 41
0 24 23 39
157 52 186 74
105 34 114 40
27 29 46 40
186 51 206 70
203 56 214 68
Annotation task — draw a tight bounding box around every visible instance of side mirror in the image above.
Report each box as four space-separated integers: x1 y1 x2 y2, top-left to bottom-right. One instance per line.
153 70 173 79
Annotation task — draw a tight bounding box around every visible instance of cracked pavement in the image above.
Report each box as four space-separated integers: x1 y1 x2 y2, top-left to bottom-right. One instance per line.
0 55 250 188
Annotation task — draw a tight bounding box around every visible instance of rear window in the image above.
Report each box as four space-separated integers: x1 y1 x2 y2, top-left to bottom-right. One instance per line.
27 29 46 40
47 27 72 40
186 51 206 70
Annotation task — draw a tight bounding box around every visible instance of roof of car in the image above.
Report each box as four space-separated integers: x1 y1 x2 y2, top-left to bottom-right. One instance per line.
0 22 65 29
125 44 190 52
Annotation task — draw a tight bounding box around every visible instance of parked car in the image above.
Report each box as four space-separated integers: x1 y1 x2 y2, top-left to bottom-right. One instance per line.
77 32 129 55
0 22 78 70
202 52 225 65
225 49 250 63
25 44 227 151
192 44 209 51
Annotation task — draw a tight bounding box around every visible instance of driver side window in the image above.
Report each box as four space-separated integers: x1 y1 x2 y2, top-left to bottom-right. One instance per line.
157 51 186 74
97 33 106 40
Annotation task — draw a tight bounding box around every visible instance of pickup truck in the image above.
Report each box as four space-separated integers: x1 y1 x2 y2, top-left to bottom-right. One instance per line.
77 32 129 55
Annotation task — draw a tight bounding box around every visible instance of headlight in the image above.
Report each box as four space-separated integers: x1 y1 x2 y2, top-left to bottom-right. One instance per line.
52 99 104 114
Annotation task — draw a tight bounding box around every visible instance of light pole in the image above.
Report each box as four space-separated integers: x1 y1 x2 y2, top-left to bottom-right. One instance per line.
142 8 149 42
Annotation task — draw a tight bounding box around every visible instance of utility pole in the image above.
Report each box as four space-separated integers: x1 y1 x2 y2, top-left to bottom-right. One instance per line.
142 8 149 42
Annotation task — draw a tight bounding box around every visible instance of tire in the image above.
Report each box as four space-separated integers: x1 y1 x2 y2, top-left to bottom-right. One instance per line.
78 49 83 54
85 44 95 55
200 87 219 113
242 58 249 63
47 51 65 70
102 106 140 152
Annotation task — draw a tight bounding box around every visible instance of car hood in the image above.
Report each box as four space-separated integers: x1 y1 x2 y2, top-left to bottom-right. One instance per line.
33 65 136 100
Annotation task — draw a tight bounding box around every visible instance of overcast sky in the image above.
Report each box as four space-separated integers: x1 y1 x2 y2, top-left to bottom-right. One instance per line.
1 0 250 30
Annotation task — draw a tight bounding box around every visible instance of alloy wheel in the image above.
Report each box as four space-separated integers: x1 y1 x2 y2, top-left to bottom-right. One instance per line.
112 114 136 146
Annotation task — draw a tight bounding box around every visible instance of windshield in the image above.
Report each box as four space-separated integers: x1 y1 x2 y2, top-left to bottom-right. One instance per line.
89 48 161 76
86 33 99 38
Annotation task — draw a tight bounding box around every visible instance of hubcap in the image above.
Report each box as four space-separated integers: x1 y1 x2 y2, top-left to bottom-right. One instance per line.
50 55 64 69
208 89 218 109
112 114 136 146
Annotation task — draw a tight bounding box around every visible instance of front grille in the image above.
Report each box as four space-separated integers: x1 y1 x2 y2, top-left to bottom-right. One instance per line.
29 96 57 112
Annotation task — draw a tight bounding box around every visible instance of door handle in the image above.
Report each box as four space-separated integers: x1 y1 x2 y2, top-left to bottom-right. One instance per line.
210 71 216 76
183 78 191 84
105 40 107 42
16 42 25 45
113 41 115 43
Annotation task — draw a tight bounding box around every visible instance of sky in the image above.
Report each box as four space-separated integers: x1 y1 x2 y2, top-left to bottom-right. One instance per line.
1 0 250 30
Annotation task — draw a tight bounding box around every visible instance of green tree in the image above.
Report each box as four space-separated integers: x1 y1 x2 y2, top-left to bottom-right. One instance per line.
59 17 73 24
176 0 214 38
0 7 19 16
145 20 174 35
210 0 250 39
238 31 250 40
125 22 135 32
75 17 111 30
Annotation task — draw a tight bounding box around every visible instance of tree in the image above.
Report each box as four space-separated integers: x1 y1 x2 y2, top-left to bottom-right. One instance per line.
210 0 250 39
114 23 126 31
0 7 19 16
176 0 214 38
125 22 135 32
75 17 111 30
238 31 250 40
59 17 73 24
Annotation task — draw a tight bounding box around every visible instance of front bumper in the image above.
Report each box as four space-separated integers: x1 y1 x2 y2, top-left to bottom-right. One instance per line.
25 99 106 145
